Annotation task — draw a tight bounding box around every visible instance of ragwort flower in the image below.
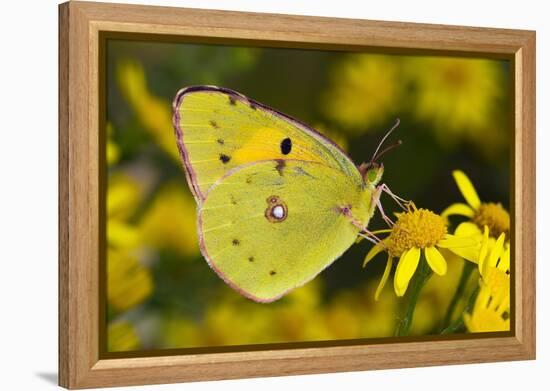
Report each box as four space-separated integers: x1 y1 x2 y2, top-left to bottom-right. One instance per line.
463 283 510 333
364 203 477 298
443 170 510 239
478 227 510 306
463 226 510 333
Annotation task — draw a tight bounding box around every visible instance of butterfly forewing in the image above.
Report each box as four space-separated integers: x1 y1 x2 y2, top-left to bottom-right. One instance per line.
173 86 360 204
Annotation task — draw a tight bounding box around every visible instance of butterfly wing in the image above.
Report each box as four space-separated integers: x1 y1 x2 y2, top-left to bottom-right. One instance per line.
198 160 375 302
173 86 360 204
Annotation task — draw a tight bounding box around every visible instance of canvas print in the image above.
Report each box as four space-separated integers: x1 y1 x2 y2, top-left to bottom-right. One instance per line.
105 39 511 353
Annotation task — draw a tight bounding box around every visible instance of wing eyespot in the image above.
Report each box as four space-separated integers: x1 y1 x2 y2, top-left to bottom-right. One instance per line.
265 196 288 222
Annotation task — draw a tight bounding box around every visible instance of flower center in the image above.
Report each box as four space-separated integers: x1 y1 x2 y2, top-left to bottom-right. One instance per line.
387 207 447 258
473 202 510 238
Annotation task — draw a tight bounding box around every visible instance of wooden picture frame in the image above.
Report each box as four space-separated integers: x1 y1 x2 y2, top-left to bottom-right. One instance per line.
58 1 536 389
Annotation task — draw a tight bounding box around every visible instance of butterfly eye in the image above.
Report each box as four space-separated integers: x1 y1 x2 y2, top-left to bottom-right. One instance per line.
280 138 292 155
364 164 384 186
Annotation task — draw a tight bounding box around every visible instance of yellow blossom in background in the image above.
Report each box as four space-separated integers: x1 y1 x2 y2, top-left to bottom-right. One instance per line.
106 122 120 166
407 57 504 150
117 59 180 161
358 281 399 338
108 321 141 352
323 54 402 134
138 181 199 257
161 315 203 349
108 172 144 221
364 204 478 298
107 248 153 313
107 172 144 249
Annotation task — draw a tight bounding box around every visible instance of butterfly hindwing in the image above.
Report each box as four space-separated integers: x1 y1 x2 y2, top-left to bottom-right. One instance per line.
173 86 360 204
198 160 375 302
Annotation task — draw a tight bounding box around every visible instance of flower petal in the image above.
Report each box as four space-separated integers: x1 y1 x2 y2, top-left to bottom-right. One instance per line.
425 247 447 276
453 170 481 210
455 222 482 237
484 233 506 275
498 244 511 273
394 247 421 297
375 256 393 301
439 234 480 263
478 226 490 274
441 203 475 218
438 234 478 248
363 242 386 268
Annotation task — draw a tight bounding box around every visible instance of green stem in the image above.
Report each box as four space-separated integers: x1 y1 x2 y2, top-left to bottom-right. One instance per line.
440 285 480 334
442 261 475 328
395 256 432 337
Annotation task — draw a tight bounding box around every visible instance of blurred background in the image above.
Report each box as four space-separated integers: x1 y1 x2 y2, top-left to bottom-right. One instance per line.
105 39 511 352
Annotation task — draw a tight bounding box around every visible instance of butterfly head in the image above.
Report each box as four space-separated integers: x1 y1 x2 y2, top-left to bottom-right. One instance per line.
359 162 384 187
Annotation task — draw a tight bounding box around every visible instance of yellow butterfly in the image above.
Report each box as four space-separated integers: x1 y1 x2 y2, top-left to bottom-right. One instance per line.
173 86 397 302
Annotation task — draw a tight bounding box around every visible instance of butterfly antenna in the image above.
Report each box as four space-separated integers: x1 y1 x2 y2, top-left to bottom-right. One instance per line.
373 139 403 162
370 118 401 164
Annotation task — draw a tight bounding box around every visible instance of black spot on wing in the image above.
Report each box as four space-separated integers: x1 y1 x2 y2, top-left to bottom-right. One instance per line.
280 138 292 155
209 120 219 129
217 138 224 145
219 154 231 164
229 96 236 106
248 256 254 262
249 101 257 110
269 270 277 276
232 239 240 246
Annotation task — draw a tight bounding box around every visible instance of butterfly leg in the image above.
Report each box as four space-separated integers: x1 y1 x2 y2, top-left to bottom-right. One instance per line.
338 205 382 245
371 186 395 227
378 183 408 210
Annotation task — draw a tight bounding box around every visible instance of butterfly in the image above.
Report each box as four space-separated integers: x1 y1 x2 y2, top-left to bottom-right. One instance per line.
173 86 399 303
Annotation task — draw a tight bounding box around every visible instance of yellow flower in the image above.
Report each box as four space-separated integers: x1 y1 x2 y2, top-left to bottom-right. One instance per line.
107 321 141 352
442 170 510 239
323 54 401 133
107 172 144 221
463 282 510 332
364 204 477 298
160 315 203 349
463 225 510 333
116 59 180 161
138 181 199 257
107 248 153 312
478 227 510 307
407 57 504 150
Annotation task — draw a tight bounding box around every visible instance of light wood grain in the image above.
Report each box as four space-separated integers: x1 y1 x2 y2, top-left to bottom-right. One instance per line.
58 1 536 389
